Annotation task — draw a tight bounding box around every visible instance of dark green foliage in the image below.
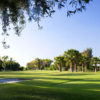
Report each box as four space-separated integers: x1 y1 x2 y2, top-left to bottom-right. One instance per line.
82 48 92 58
0 56 22 71
64 49 81 72
19 66 25 71
0 60 3 71
80 55 88 72
26 58 53 70
26 48 100 72
42 59 53 70
0 0 92 47
81 48 93 69
54 56 66 72
5 60 20 71
90 57 100 72
27 61 38 70
27 58 43 70
49 64 57 70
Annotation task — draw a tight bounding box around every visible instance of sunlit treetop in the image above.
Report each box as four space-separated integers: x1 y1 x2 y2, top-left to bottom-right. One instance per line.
0 0 92 48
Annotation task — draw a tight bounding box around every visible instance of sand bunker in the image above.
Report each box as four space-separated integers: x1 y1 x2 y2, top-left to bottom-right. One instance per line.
0 78 24 83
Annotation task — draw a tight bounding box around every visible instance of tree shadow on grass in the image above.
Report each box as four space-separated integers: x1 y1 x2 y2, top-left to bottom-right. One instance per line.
9 78 100 100
30 76 100 83
1 77 100 100
0 72 49 76
49 73 95 76
0 71 95 76
1 81 100 100
0 72 100 100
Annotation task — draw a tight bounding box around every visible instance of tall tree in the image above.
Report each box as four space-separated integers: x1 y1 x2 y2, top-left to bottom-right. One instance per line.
42 59 53 70
27 62 36 70
33 58 42 70
64 49 81 72
6 60 20 71
91 57 100 72
80 55 88 72
73 51 81 72
82 48 92 58
2 56 9 71
9 57 14 70
27 58 52 70
54 56 65 72
81 48 92 70
0 59 3 71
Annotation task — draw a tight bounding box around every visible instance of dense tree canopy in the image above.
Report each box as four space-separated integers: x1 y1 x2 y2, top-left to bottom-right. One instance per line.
27 58 53 70
64 49 80 72
91 57 100 72
80 55 88 72
54 56 65 72
25 48 100 72
0 56 22 71
82 48 92 58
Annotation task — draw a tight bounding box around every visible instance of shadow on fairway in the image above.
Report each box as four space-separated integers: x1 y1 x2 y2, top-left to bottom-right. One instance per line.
0 72 100 100
1 79 100 100
48 73 95 76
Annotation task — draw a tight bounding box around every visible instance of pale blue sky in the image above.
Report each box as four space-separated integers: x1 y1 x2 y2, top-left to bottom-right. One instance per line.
0 0 100 66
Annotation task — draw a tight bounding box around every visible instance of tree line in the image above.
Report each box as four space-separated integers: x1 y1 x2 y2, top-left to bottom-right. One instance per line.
26 48 100 72
27 58 53 70
0 56 24 71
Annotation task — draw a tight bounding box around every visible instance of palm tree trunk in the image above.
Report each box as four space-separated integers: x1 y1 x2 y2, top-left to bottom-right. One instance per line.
59 65 62 72
4 62 6 71
82 64 84 72
58 64 62 72
84 66 87 72
95 67 97 72
74 63 77 72
70 62 73 72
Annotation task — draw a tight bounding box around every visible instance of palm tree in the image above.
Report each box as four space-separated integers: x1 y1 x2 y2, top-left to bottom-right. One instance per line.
64 49 80 72
42 59 53 70
9 57 15 71
33 58 42 70
91 57 100 72
73 51 81 72
2 56 9 71
54 56 65 72
82 48 92 70
80 55 88 72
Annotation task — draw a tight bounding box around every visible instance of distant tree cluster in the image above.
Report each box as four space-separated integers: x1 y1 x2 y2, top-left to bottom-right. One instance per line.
27 58 53 70
26 48 100 72
55 48 100 72
0 56 24 71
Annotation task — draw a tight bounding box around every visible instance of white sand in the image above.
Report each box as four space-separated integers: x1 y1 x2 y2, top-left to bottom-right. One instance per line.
0 79 23 83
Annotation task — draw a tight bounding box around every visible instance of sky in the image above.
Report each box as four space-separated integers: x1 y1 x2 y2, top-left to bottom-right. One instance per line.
0 0 100 67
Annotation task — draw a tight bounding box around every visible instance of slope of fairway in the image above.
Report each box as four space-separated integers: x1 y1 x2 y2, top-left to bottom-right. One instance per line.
0 71 100 100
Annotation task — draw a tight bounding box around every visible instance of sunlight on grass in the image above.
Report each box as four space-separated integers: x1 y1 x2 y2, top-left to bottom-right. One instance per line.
0 71 100 100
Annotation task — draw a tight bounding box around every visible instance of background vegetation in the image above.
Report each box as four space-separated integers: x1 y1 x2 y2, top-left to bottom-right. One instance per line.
26 48 100 72
1 48 100 72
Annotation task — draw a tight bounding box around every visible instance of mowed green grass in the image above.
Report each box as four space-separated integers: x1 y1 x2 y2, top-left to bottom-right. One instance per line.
0 71 100 100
